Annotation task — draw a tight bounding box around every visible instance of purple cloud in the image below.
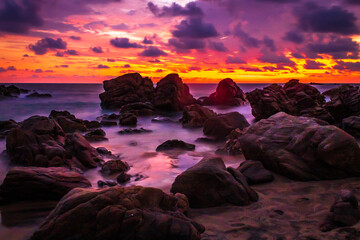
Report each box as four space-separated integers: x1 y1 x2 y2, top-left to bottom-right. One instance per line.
110 38 143 48
97 64 110 69
208 41 228 52
28 37 67 55
226 56 247 64
138 46 167 57
90 46 103 53
171 17 219 39
148 2 203 17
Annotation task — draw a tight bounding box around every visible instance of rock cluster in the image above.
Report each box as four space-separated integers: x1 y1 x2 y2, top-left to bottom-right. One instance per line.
180 104 216 128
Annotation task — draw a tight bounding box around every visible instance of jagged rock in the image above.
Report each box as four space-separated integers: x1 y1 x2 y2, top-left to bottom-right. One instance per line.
237 160 274 185
320 190 360 232
84 129 107 142
156 140 195 151
0 167 91 202
203 112 249 139
97 180 117 188
0 119 19 139
117 172 131 184
100 159 129 176
199 78 247 106
239 112 360 180
180 104 216 128
342 116 360 138
119 113 137 126
153 74 196 111
215 129 243 155
120 102 155 116
30 186 204 240
118 128 152 135
96 147 112 155
171 157 258 208
99 73 154 109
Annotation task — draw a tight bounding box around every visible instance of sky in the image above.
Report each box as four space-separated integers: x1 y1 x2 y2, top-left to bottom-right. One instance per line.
0 0 360 83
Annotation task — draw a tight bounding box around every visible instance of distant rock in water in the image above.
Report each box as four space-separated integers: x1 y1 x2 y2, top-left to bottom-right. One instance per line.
119 113 137 126
156 139 195 151
0 84 28 99
246 79 330 122
29 186 204 240
180 104 216 128
170 157 258 208
239 112 360 180
0 167 91 202
199 78 247 106
26 91 52 98
99 73 154 109
120 102 155 116
118 128 152 135
153 73 196 111
203 112 249 139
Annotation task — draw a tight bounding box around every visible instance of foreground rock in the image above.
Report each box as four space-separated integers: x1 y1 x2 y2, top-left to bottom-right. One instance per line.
203 112 249 139
156 140 195 152
180 104 216 128
199 78 247 106
30 186 205 240
247 79 329 121
153 74 196 111
239 112 360 180
342 116 360 138
100 159 129 176
0 167 91 202
215 128 243 155
99 73 154 109
6 116 102 170
171 157 258 208
238 160 274 185
0 119 19 139
320 189 360 232
120 102 155 116
84 129 107 142
119 113 137 126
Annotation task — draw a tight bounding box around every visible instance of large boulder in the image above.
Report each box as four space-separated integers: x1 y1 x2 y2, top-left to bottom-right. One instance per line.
100 159 129 176
342 116 360 138
203 112 249 139
200 78 247 106
30 186 205 240
237 160 274 185
239 112 360 180
324 84 360 122
0 167 91 202
156 140 195 152
170 157 258 208
180 104 216 128
153 74 196 111
120 102 155 116
0 119 19 139
247 79 328 121
99 73 154 109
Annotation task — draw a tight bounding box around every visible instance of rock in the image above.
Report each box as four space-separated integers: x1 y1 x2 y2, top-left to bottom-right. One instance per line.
84 129 107 142
0 167 91 202
200 78 247 106
324 85 360 122
99 73 154 109
343 116 360 138
100 119 117 127
6 85 21 95
247 79 327 121
49 110 91 133
320 190 360 232
30 186 204 240
83 120 102 129
119 113 137 126
151 117 176 123
49 110 76 120
118 128 152 135
101 159 129 176
300 106 335 124
96 147 112 155
97 180 117 188
237 160 274 185
239 112 360 180
117 172 131 184
0 119 19 139
180 104 217 128
153 73 196 111
170 157 258 208
0 85 22 98
215 129 243 155
203 112 249 139
26 92 52 98
120 102 155 116
156 140 195 152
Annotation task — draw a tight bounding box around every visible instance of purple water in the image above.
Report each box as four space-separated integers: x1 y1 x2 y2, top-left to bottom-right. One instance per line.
0 83 344 239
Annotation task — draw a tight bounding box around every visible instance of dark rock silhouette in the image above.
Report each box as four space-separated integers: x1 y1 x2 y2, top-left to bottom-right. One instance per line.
26 92 52 98
120 102 155 116
239 112 360 180
199 78 247 106
84 129 107 142
119 113 137 126
180 104 216 128
156 140 195 151
237 160 274 185
118 128 152 135
171 157 258 208
342 116 360 138
100 159 129 176
30 186 205 240
0 119 19 139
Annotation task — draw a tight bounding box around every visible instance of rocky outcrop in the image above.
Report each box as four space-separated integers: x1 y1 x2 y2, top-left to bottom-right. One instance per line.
6 116 102 170
180 104 216 128
156 140 195 151
0 119 19 139
324 85 360 122
171 157 258 208
320 189 360 232
247 79 328 121
99 73 154 109
215 128 243 155
203 112 249 139
237 160 274 185
199 78 247 106
0 167 91 202
26 92 52 98
153 74 196 111
30 186 205 240
118 128 152 135
0 84 27 98
239 112 360 180
100 159 129 176
120 102 155 116
119 113 137 126
84 129 107 142
342 116 360 138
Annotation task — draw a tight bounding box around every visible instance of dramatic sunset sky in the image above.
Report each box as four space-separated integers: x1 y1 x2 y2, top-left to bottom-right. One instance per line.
0 0 360 83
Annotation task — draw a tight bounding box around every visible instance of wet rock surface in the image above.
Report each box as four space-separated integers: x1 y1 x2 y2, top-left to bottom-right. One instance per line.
117 128 152 135
156 140 195 152
239 112 360 180
238 160 274 185
30 186 205 240
119 113 137 126
171 157 258 208
180 104 216 128
0 167 91 202
120 102 155 116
